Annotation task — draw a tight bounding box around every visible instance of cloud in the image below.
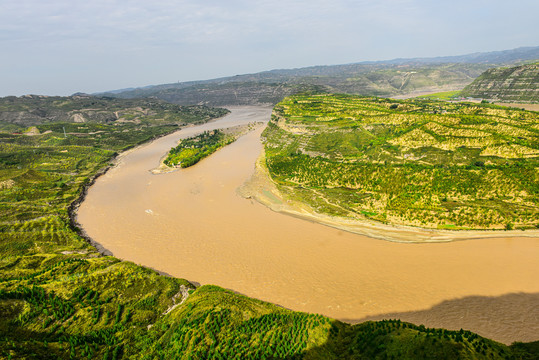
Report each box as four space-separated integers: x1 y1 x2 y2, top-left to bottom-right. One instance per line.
0 0 537 95
0 1 423 46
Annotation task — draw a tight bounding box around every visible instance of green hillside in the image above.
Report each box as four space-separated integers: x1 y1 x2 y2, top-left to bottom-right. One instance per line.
0 96 538 359
461 63 539 103
0 95 228 129
263 94 539 230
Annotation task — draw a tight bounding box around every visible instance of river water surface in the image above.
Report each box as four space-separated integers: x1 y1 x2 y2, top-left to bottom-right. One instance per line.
78 106 539 344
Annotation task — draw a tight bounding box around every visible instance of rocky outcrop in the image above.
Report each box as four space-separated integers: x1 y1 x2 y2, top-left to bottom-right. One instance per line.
461 63 539 102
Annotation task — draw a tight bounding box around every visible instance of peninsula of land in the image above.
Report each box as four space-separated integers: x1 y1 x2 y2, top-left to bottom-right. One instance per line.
244 94 539 242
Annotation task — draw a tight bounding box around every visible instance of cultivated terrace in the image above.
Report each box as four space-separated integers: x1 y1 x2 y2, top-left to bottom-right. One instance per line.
264 94 539 230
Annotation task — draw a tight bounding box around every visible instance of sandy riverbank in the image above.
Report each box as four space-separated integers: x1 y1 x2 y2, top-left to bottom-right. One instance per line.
493 102 539 111
238 149 539 243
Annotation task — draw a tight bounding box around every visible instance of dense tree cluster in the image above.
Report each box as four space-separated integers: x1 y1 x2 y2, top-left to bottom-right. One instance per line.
164 130 233 168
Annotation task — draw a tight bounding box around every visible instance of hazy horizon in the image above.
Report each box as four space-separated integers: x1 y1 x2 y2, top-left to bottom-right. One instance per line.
1 0 538 97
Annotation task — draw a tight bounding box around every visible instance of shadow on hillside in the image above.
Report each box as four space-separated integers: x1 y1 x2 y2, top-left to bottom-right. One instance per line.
290 293 539 359
339 292 539 345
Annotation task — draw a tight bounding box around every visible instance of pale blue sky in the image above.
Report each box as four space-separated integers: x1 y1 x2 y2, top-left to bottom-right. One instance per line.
1 0 537 96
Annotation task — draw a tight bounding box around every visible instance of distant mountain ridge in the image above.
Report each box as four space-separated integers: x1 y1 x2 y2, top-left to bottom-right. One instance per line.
98 46 539 106
460 63 539 103
360 46 539 65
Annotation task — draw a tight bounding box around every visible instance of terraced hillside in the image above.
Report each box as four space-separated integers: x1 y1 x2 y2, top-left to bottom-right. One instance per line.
264 94 539 230
0 94 228 128
2 97 537 359
461 63 539 103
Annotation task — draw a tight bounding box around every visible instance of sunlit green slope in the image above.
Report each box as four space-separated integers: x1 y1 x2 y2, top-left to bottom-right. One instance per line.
264 94 539 230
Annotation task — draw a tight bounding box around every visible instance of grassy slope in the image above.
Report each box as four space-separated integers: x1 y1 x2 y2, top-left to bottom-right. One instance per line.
415 90 462 101
0 96 537 359
264 94 539 230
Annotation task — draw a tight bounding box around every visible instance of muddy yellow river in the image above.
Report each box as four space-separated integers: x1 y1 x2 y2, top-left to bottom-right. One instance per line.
78 106 539 344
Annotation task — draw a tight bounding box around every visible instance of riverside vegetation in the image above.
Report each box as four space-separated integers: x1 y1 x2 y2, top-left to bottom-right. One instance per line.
264 94 539 230
164 123 261 169
164 130 233 168
0 96 538 359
